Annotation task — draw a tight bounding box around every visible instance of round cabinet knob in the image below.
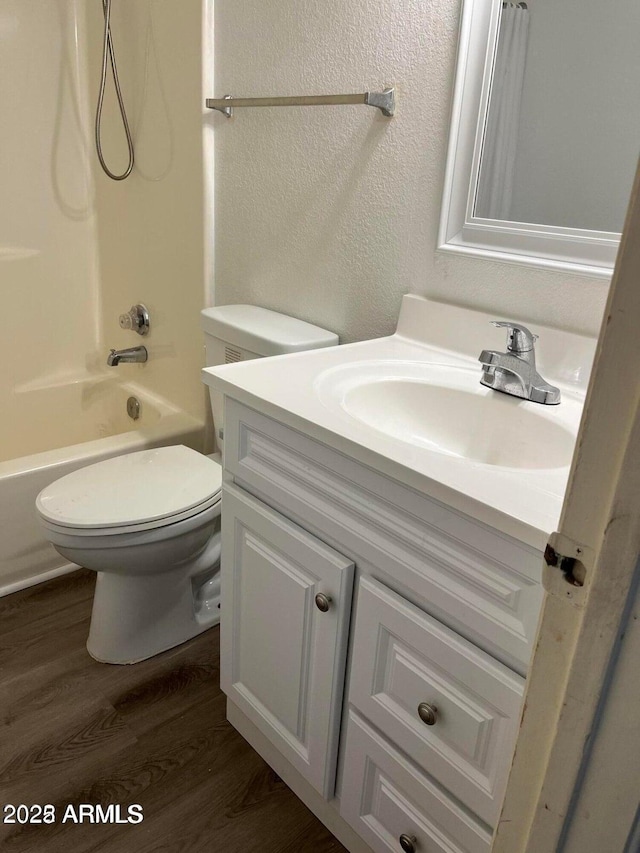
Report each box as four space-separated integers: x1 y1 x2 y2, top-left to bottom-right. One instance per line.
399 833 417 853
418 702 438 726
315 593 332 612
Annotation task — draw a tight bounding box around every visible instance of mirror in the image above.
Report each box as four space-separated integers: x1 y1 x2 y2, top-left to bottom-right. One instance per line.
439 0 640 278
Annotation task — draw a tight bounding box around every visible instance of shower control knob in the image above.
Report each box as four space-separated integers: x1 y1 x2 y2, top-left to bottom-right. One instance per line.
315 593 332 612
119 304 150 336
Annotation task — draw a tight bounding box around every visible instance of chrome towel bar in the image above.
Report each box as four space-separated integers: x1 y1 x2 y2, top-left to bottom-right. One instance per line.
205 88 395 118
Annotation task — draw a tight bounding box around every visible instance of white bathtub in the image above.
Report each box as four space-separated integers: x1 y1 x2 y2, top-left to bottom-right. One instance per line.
0 377 206 596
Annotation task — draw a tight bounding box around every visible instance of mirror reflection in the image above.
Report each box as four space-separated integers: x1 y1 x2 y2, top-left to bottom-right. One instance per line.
474 0 640 234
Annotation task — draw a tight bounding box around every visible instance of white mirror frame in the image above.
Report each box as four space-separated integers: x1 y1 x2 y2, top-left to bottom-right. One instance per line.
438 0 618 280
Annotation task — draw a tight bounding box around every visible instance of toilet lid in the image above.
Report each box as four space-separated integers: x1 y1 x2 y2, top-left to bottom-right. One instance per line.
36 446 222 530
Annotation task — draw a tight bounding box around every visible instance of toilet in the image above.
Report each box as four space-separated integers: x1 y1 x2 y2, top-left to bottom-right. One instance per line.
35 306 338 664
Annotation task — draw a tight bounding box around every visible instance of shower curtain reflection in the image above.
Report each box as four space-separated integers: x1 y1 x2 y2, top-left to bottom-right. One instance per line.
475 3 530 220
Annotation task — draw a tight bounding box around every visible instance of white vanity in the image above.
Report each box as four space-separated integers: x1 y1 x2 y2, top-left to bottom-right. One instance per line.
202 295 595 853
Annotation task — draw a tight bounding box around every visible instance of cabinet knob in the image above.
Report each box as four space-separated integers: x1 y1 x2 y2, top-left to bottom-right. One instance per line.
418 702 438 726
399 833 417 853
315 593 332 612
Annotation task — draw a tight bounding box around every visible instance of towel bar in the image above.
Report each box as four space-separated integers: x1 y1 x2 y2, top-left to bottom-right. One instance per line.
205 88 395 118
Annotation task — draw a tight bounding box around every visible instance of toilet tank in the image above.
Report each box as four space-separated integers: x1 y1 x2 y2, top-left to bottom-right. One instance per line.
200 305 339 451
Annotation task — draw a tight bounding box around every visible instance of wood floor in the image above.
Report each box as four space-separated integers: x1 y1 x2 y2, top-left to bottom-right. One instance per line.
0 570 347 853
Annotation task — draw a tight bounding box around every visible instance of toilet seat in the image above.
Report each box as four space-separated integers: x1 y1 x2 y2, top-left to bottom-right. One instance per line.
36 445 222 536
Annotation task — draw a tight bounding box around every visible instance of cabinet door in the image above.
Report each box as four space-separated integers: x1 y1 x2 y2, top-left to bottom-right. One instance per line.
221 484 354 798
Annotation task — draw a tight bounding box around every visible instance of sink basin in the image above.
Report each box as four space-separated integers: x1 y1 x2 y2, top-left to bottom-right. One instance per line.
204 294 595 545
315 361 577 470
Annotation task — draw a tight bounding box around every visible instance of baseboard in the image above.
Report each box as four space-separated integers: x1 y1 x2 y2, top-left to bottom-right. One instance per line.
0 561 79 598
226 699 373 853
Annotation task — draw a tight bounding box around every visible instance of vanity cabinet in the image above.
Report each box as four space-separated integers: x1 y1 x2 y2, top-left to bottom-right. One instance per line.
221 398 543 852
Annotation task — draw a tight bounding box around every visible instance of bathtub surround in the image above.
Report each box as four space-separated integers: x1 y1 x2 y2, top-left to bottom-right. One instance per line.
214 0 608 343
1 1 208 593
88 0 208 419
0 2 101 430
1 0 207 427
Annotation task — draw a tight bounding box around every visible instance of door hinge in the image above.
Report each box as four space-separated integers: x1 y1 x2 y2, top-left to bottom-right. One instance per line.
544 542 586 587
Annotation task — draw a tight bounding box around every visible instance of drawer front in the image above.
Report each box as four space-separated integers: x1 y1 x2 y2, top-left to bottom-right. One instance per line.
225 399 543 673
221 483 354 798
350 576 524 826
340 710 492 853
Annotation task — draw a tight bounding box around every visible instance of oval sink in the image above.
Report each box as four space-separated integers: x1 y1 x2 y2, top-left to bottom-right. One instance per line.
315 361 577 470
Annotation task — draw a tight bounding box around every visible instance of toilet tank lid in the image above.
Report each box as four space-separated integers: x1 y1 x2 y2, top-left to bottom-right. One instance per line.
200 305 339 356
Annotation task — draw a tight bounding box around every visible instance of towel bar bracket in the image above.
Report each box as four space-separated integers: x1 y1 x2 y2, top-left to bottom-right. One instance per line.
220 94 233 118
365 88 395 117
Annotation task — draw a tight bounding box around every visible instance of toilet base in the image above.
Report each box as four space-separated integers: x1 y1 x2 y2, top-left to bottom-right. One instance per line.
87 547 221 665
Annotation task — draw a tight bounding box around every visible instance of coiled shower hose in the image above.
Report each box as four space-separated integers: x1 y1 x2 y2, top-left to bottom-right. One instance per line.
95 0 134 180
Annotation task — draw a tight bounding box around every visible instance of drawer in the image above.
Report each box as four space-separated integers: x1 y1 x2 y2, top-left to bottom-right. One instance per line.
349 576 524 826
340 710 492 853
224 399 543 674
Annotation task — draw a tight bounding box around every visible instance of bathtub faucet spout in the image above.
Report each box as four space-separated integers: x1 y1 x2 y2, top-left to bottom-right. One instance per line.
107 346 148 366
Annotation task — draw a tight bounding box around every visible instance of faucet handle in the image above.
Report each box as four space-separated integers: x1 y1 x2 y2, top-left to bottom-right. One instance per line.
119 304 150 336
491 320 538 354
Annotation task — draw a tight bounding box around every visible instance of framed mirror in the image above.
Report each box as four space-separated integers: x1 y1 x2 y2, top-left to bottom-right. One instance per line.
439 0 640 278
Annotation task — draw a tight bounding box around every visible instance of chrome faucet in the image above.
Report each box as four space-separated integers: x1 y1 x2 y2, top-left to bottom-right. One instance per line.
478 321 561 405
107 346 148 366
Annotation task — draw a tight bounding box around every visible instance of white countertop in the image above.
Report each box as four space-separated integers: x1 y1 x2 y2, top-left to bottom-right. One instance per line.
203 296 596 551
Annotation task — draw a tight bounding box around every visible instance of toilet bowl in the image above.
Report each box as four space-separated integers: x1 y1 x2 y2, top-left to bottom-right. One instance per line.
36 305 339 664
36 445 223 664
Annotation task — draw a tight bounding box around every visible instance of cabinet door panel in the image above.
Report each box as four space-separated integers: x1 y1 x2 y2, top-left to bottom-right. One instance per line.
221 483 354 798
349 576 524 825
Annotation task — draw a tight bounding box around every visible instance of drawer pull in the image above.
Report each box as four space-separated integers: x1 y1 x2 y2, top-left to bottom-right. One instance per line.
399 833 417 853
315 593 332 612
417 702 438 726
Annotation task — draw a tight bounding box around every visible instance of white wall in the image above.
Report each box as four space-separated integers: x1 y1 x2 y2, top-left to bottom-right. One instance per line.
510 0 640 233
213 0 611 344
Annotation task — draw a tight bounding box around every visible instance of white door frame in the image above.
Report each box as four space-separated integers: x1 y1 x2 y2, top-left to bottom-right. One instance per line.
494 155 640 852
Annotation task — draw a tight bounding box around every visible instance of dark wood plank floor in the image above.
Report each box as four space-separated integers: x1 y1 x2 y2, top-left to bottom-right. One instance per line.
0 571 347 853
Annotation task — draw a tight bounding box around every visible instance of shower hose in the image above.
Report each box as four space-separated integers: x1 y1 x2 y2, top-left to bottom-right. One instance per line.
95 0 134 181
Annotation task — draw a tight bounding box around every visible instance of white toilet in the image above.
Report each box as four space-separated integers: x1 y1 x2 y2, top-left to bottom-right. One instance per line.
36 306 338 664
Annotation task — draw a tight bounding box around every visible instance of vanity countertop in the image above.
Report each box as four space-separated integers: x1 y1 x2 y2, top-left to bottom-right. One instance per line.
202 296 596 551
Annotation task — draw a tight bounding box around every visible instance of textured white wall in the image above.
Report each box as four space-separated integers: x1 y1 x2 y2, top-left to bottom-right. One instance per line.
510 0 640 233
214 0 610 343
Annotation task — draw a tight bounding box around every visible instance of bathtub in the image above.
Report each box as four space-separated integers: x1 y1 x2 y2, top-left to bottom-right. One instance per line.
0 376 207 596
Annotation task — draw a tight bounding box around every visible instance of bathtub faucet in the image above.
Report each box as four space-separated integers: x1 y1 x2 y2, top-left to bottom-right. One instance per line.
107 346 148 366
